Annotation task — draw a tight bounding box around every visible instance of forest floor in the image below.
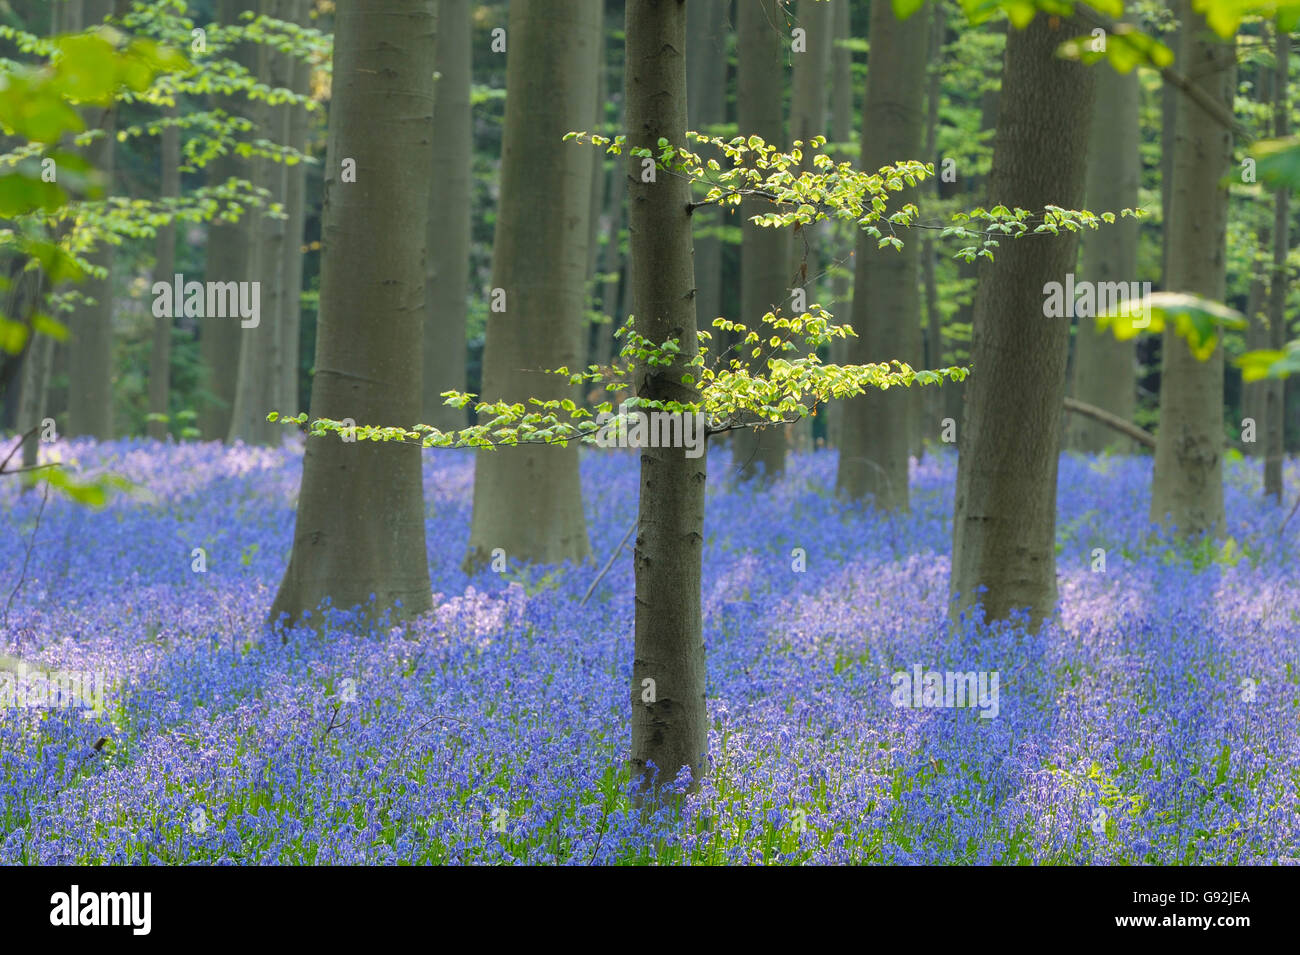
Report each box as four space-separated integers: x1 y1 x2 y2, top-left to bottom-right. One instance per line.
1 439 1298 864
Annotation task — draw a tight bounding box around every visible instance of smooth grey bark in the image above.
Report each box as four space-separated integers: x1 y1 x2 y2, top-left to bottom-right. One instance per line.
270 0 437 626
279 0 310 413
1068 59 1138 454
950 13 1095 626
148 105 179 441
789 0 831 452
921 1 944 453
14 269 48 470
625 0 706 797
424 0 471 430
686 0 727 340
465 0 599 568
835 0 929 509
826 0 852 449
228 0 284 446
734 0 791 480
1150 5 1233 537
67 0 114 441
1265 25 1288 502
201 0 259 442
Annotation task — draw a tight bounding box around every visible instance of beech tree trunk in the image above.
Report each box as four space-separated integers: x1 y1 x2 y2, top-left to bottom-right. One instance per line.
625 0 707 797
201 0 259 442
734 0 791 480
835 0 928 509
1265 24 1288 502
921 1 944 453
279 0 310 413
270 0 437 627
424 0 471 430
465 0 599 569
66 0 114 441
1068 56 1138 454
826 0 852 449
686 0 727 340
1150 5 1233 537
228 0 285 446
950 13 1095 626
789 0 831 453
148 105 179 441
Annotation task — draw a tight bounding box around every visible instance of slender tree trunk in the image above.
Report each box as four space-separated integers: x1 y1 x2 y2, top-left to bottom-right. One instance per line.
464 0 599 568
686 0 727 341
66 0 114 441
201 0 259 441
950 13 1095 626
148 105 179 441
14 269 48 470
1150 5 1233 537
921 1 944 453
1265 24 1289 502
826 0 852 449
279 0 310 413
269 0 437 627
228 0 285 445
788 0 831 453
424 0 471 430
1242 244 1267 455
734 0 792 479
1068 55 1138 454
625 0 706 797
835 0 929 509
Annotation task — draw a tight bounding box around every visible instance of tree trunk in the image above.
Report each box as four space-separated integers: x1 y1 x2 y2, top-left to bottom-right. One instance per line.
1150 4 1233 537
625 0 706 797
148 104 179 441
269 0 437 627
835 0 929 509
788 0 831 453
1265 23 1288 502
66 0 114 441
921 1 944 453
464 0 599 568
734 0 791 480
279 0 310 414
686 0 727 342
201 0 259 442
228 0 285 446
826 0 852 449
950 13 1095 626
1068 55 1138 454
424 0 471 430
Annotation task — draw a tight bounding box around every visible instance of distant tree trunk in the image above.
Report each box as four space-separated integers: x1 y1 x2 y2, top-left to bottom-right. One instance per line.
835 0 928 509
950 13 1095 626
921 1 944 453
789 0 831 453
424 0 471 430
148 104 179 441
464 0 599 568
686 0 727 339
1264 24 1288 503
14 269 48 470
269 0 437 627
1068 58 1138 454
826 0 852 449
201 0 259 441
734 0 791 480
1242 239 1268 455
279 0 310 413
1150 5 1233 537
67 0 114 441
625 0 706 798
228 0 284 445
